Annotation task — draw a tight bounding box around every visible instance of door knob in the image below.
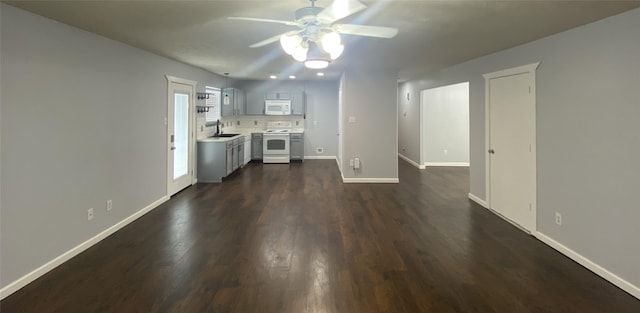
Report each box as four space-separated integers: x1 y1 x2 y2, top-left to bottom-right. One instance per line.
488 149 495 154
171 146 176 151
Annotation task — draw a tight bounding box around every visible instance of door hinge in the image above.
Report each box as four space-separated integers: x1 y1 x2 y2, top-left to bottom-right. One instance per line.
529 144 532 152
529 86 531 93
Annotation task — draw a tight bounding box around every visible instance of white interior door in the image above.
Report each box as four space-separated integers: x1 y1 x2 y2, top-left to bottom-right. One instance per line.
484 63 538 233
167 77 195 196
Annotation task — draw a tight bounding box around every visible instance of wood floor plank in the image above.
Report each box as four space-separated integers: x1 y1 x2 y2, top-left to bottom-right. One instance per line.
2 159 639 312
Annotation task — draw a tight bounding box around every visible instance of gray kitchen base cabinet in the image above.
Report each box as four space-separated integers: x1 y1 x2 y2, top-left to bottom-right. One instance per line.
243 138 251 165
198 136 245 183
198 141 227 183
290 133 304 161
251 133 263 160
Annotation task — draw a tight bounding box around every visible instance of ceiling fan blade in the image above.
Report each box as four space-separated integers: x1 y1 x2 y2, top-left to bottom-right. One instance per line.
228 17 301 27
249 32 289 48
334 24 398 38
317 0 367 24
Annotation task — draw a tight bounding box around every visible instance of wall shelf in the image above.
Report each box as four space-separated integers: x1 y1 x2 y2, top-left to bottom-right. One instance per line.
196 105 215 113
197 92 212 100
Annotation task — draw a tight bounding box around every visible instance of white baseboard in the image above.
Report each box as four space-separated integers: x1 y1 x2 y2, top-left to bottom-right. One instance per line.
468 193 488 208
304 155 337 160
398 153 424 169
535 232 640 300
424 162 470 167
339 158 399 183
342 177 399 183
0 195 170 300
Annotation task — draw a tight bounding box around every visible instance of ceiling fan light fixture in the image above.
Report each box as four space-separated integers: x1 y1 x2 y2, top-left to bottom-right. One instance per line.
231 0 399 71
280 33 302 55
305 59 330 69
320 31 341 54
329 44 344 60
292 45 308 62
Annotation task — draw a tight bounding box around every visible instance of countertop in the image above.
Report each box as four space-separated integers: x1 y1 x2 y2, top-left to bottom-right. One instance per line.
197 134 245 143
197 129 304 142
249 129 305 134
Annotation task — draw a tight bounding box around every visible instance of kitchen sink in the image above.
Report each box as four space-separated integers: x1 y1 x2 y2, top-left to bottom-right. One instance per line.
210 133 240 138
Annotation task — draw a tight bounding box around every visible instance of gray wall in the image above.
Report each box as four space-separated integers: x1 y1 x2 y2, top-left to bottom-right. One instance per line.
398 82 421 162
340 69 398 180
399 8 640 288
235 80 340 158
421 82 469 164
0 4 228 288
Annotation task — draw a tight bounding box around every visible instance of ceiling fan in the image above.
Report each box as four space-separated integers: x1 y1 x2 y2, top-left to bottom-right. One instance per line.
228 0 398 69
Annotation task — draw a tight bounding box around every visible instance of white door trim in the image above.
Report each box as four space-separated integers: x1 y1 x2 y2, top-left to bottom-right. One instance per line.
166 75 197 196
483 62 540 233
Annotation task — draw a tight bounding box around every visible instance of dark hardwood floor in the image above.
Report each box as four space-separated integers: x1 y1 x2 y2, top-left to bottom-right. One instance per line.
2 159 639 312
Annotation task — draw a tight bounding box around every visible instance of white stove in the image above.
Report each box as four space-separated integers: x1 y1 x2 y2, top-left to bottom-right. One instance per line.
263 121 293 133
263 121 292 163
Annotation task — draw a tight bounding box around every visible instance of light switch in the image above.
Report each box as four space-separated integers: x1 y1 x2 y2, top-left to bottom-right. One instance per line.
349 116 356 123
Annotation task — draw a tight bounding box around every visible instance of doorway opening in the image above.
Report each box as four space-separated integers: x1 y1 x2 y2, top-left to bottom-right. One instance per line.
419 82 470 169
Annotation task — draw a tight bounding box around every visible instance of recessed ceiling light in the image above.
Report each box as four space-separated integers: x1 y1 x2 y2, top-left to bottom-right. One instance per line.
270 75 277 79
289 75 296 79
317 72 325 77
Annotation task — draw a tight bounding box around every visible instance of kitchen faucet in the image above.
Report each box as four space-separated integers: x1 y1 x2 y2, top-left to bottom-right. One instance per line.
215 119 220 135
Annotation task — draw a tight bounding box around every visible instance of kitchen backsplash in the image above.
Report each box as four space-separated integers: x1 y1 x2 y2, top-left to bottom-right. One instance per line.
196 114 305 139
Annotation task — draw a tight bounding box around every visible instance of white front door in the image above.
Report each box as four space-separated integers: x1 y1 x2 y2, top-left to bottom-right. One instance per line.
167 76 196 196
484 63 539 233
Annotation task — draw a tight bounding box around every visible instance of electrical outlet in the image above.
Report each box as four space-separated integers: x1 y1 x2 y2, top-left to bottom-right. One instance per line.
555 212 562 226
350 159 354 167
106 200 113 212
444 149 448 155
316 147 324 154
87 208 94 221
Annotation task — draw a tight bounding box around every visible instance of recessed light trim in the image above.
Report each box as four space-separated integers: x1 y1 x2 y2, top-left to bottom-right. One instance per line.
270 75 277 79
289 75 296 79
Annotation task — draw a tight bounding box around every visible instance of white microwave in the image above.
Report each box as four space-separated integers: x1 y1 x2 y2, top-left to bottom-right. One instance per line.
265 100 291 115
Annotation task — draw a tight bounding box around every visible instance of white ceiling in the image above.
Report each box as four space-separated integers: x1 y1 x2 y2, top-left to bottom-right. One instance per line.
5 0 639 81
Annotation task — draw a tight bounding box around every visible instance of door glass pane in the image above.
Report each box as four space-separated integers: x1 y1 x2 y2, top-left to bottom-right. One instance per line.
174 93 189 179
